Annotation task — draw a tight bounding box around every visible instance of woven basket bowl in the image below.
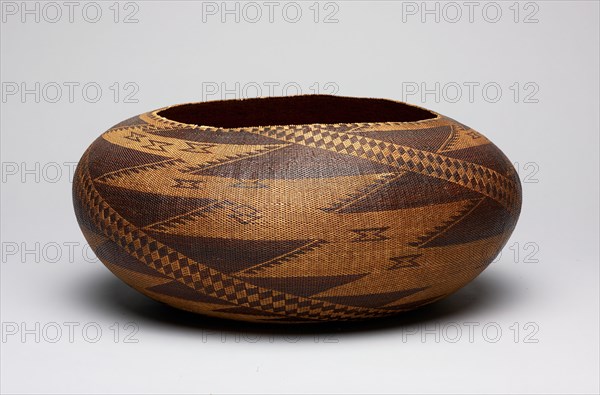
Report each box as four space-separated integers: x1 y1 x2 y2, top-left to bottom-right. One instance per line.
73 95 522 323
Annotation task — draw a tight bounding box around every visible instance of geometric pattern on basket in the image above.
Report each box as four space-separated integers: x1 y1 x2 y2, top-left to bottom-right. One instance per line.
73 108 522 322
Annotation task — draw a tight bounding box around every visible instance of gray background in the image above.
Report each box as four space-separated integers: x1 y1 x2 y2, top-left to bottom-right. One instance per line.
1 1 598 394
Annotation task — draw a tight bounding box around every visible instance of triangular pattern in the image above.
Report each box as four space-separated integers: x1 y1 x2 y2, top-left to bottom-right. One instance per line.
317 287 428 308
93 183 217 228
436 123 493 153
380 294 447 310
388 254 422 269
94 158 185 183
143 231 319 275
320 172 403 213
236 240 328 275
142 200 261 232
147 127 284 145
239 274 367 298
147 280 235 305
94 239 169 278
332 171 482 213
412 198 511 248
356 125 452 152
190 144 398 179
212 305 287 317
443 143 514 175
180 144 289 174
88 137 170 179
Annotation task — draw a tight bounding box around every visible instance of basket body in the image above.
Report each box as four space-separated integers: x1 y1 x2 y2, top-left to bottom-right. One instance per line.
73 97 522 323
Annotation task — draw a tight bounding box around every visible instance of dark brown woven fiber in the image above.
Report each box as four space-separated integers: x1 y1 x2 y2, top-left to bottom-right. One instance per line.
72 95 522 323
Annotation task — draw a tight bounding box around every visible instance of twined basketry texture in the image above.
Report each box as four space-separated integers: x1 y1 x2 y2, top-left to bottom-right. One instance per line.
73 96 522 323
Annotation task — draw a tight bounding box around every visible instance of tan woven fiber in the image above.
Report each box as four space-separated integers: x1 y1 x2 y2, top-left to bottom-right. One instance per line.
73 95 522 323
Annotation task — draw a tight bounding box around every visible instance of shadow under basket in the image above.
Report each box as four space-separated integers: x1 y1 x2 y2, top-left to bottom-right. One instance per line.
73 95 522 323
